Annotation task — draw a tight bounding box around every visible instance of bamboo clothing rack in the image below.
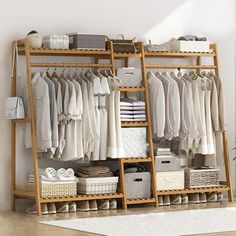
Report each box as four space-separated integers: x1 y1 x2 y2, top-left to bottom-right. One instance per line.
11 40 233 215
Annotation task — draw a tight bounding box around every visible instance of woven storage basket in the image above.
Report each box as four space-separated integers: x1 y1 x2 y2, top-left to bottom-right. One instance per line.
77 177 118 195
184 168 219 188
25 182 77 198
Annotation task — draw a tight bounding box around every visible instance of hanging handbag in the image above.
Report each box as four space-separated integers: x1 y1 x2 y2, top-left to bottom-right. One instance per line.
107 34 137 53
4 97 25 119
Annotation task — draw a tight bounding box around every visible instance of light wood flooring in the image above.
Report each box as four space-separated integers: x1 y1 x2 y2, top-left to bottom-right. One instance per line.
1 202 236 236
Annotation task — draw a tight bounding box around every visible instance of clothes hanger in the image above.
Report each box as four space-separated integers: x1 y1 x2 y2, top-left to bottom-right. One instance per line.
52 67 59 79
177 68 182 77
46 67 52 79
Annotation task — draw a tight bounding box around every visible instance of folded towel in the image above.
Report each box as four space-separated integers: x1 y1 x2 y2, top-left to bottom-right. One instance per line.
76 171 113 178
120 110 146 115
120 106 146 111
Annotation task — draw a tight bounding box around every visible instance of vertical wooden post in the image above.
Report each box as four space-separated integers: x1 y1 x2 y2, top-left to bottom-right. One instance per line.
140 42 158 207
11 42 17 211
25 40 42 215
211 43 233 202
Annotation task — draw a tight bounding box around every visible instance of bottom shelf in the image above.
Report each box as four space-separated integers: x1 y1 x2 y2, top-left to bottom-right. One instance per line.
127 198 155 205
156 185 230 195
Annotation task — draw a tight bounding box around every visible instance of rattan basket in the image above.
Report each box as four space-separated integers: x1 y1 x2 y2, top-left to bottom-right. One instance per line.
25 182 77 198
184 168 219 188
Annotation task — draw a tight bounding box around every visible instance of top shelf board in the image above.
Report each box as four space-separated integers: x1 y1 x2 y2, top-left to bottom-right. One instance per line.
144 51 215 58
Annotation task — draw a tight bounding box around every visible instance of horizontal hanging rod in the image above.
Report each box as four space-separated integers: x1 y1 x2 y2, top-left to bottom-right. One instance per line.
30 63 113 68
145 64 216 69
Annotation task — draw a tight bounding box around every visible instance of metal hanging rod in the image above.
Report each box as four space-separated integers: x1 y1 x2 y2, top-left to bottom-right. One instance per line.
30 63 113 68
145 64 216 69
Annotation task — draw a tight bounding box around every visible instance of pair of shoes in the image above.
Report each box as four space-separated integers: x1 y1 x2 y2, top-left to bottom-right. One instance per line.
206 192 218 202
188 193 207 204
26 203 57 214
56 202 76 213
217 192 224 202
77 200 97 212
26 203 49 215
163 195 170 206
97 199 117 210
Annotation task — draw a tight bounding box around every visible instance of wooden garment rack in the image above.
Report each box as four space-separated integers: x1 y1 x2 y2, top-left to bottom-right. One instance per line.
11 40 233 216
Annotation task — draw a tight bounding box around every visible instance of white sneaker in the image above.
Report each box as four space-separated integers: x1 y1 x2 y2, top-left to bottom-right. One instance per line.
69 202 77 213
77 201 90 212
89 200 98 211
56 202 69 213
110 199 117 210
26 203 48 215
48 203 56 214
97 200 110 210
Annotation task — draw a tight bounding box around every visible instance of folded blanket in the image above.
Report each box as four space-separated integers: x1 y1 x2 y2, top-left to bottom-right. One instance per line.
120 110 146 115
76 166 113 178
76 171 113 178
120 106 146 111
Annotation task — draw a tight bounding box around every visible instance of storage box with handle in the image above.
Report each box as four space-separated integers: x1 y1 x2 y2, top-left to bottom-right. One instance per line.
125 172 151 199
117 67 142 87
156 171 184 190
4 97 25 119
155 156 181 172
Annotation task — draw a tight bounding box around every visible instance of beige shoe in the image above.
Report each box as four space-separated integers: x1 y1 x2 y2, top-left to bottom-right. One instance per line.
97 200 110 210
170 195 181 205
56 202 69 213
163 195 170 206
77 201 90 212
110 199 117 210
48 203 56 214
181 194 188 204
26 203 48 215
69 202 77 213
89 200 98 211
199 193 207 203
217 192 224 202
158 196 163 206
207 192 217 202
188 193 200 204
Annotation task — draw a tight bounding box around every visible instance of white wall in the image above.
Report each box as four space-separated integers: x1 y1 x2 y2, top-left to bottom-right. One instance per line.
0 0 235 210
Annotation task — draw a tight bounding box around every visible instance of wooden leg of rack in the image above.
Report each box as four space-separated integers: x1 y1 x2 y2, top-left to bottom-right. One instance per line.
222 131 234 202
119 159 127 210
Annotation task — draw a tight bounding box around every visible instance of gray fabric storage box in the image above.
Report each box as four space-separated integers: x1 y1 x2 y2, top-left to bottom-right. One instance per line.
155 156 181 172
68 33 106 50
125 172 150 199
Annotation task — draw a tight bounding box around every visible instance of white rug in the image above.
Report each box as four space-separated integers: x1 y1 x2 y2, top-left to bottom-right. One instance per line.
41 207 236 236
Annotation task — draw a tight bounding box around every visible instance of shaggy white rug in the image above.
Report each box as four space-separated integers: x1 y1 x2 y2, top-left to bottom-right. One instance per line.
41 207 236 236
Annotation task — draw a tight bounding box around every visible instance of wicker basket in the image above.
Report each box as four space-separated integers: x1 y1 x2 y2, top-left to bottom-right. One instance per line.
77 177 118 195
184 168 219 188
25 182 77 198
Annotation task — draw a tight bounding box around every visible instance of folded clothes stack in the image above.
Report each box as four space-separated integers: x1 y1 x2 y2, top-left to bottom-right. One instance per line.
75 166 113 178
120 98 146 122
28 167 77 183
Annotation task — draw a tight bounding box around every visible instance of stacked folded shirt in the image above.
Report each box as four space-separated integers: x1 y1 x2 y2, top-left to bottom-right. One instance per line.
120 98 146 122
75 166 113 178
28 167 77 183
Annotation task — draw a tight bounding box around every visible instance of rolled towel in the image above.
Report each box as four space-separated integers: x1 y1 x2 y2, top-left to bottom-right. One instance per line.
57 168 67 180
45 167 57 179
66 168 75 178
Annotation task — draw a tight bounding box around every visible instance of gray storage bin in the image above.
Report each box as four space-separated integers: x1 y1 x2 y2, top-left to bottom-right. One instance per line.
155 156 181 172
125 172 150 199
68 33 106 50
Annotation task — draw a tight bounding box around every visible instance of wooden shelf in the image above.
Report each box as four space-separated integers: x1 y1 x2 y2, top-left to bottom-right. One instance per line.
13 190 36 199
127 198 155 205
156 185 230 195
121 122 148 127
145 51 215 58
18 47 111 57
113 52 142 58
119 87 145 92
122 157 152 163
40 193 123 203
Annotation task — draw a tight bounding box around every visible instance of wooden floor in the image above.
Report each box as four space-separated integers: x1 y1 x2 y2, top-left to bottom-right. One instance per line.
1 202 236 236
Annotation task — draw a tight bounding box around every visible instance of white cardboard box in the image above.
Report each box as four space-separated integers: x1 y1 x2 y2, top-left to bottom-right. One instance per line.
170 40 210 52
156 171 184 190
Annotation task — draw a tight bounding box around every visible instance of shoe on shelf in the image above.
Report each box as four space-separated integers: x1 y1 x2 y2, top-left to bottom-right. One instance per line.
158 196 163 206
97 200 110 210
56 202 69 213
199 193 207 203
170 195 181 205
26 203 48 215
207 192 217 202
77 201 90 212
89 200 98 211
163 195 170 206
110 199 117 210
188 193 200 204
69 202 77 213
48 203 56 214
181 194 188 205
217 192 224 202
